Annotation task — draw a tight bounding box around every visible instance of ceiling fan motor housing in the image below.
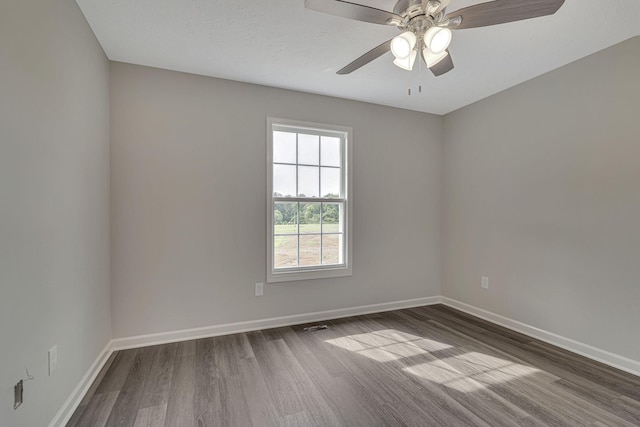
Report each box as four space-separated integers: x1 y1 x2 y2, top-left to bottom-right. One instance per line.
394 0 444 33
393 0 430 16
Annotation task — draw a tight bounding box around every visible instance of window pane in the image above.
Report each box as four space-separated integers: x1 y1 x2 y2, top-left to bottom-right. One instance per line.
273 131 296 164
322 234 343 265
321 167 341 198
274 202 298 235
299 235 321 266
321 136 341 167
298 166 319 198
322 203 342 233
273 164 296 197
299 203 320 234
298 134 319 165
274 236 298 269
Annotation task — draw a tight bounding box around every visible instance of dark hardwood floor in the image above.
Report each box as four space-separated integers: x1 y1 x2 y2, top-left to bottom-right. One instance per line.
68 305 640 426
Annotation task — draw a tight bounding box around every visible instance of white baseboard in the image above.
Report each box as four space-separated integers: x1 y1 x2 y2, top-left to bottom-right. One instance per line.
48 342 114 427
440 297 640 377
111 296 442 351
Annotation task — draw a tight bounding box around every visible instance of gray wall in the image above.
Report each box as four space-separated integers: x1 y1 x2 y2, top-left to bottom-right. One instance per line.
443 37 640 362
0 1 111 425
110 62 442 338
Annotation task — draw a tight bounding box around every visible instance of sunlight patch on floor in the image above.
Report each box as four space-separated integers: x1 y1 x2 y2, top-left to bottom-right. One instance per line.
404 351 542 393
325 329 452 362
325 329 542 392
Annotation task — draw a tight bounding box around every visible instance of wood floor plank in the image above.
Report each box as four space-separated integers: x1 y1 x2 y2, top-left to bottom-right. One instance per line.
80 352 118 407
544 380 637 427
216 374 255 426
236 356 282 427
615 396 640 424
554 378 640 425
194 337 218 427
139 343 178 409
132 404 167 427
68 304 640 427
66 407 84 427
70 391 120 427
212 333 252 378
70 353 119 427
105 346 159 427
95 350 139 394
281 325 392 427
163 342 196 427
299 318 437 426
247 331 343 426
527 340 640 400
179 339 196 357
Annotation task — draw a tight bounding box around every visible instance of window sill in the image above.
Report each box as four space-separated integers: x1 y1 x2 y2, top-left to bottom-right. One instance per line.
267 265 352 283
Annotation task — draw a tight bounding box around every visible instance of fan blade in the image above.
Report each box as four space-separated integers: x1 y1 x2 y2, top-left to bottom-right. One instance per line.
429 50 454 76
337 39 392 74
446 0 565 30
305 0 402 25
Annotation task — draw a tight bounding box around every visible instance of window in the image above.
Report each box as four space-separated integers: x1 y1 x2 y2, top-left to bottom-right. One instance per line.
267 118 352 283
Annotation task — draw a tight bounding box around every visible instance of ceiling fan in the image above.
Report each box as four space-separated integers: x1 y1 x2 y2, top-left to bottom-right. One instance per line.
305 0 566 76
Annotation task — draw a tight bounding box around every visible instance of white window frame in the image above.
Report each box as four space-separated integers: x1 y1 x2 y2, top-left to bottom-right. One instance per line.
266 117 353 283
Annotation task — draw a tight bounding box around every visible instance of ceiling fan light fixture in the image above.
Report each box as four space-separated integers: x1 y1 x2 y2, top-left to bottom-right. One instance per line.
390 31 417 59
393 49 417 71
424 26 452 55
422 47 448 68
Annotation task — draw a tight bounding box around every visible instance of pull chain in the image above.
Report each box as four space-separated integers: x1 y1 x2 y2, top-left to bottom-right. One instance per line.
408 82 424 96
407 46 425 96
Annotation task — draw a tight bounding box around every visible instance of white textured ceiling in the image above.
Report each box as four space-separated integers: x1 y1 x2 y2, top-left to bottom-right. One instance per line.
76 0 640 114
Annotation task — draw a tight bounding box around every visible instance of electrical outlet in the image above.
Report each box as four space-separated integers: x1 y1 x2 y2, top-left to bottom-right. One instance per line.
48 345 57 376
14 380 23 410
255 282 264 297
481 276 489 289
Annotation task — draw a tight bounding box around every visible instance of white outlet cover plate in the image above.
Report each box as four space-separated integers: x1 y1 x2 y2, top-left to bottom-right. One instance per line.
48 345 58 376
255 283 264 296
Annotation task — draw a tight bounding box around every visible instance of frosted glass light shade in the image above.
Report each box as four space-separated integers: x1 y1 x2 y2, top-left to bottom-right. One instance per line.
424 27 452 54
393 49 417 71
391 31 417 59
422 47 448 68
